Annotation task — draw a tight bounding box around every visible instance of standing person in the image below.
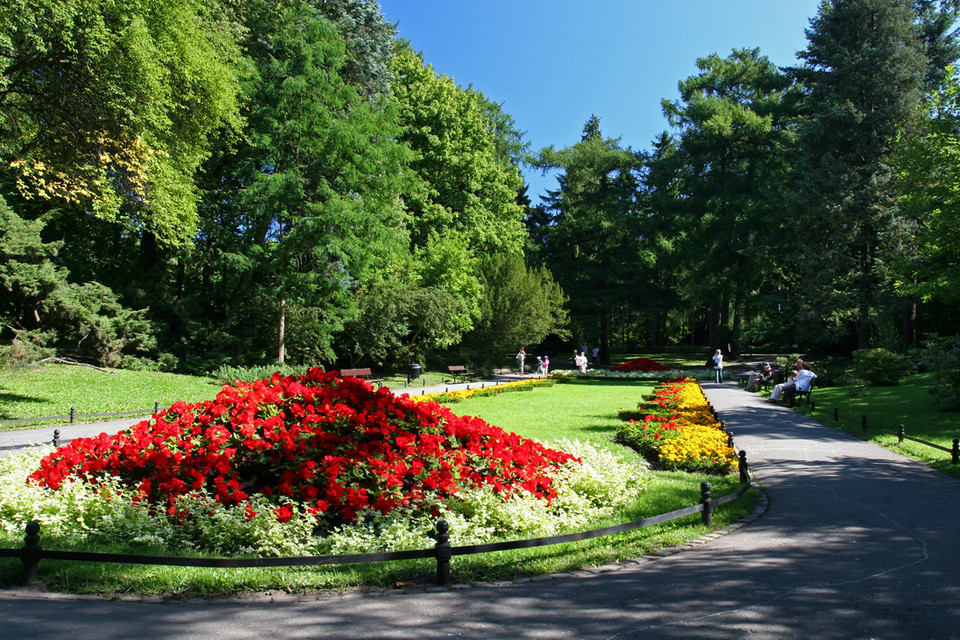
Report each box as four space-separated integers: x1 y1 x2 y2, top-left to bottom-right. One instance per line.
591 346 599 365
536 356 545 375
543 355 550 375
577 350 588 374
516 348 526 377
711 349 724 383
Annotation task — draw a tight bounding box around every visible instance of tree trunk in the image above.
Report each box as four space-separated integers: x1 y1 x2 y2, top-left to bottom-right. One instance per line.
278 294 286 364
600 308 611 365
902 298 917 352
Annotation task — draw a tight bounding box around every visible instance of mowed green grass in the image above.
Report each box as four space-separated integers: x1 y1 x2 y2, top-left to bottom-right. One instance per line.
0 364 222 427
445 377 654 454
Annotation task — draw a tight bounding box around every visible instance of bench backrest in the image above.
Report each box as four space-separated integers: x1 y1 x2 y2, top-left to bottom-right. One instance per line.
448 365 467 372
341 368 372 377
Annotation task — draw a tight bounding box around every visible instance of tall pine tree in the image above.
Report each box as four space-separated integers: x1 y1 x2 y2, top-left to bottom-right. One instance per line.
791 0 928 349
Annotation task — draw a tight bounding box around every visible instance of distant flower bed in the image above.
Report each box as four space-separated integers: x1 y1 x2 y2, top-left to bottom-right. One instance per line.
615 378 737 475
408 377 556 404
611 357 670 372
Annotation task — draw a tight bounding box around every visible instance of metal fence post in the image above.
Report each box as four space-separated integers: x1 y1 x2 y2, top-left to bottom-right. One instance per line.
20 521 41 586
69 407 75 424
834 408 839 421
861 415 867 432
434 520 451 587
52 429 60 448
700 482 713 527
898 424 905 445
952 439 959 465
738 451 749 485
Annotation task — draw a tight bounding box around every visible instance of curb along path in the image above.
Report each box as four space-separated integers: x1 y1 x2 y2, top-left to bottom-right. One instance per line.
2 381 960 639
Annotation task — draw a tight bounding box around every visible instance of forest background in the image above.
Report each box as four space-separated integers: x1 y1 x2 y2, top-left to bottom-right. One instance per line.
3 0 960 377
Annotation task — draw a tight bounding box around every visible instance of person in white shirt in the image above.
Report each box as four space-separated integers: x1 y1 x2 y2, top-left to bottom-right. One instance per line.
768 360 814 404
782 363 817 406
711 349 724 383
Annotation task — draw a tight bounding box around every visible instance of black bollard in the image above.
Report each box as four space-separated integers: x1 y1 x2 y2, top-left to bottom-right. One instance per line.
52 429 60 448
69 407 76 424
898 424 905 445
952 439 959 465
434 520 451 587
700 482 713 527
833 408 839 421
861 415 868 432
20 521 41 586
738 451 749 485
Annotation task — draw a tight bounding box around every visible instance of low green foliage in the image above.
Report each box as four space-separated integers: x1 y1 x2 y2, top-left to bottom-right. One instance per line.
853 348 909 386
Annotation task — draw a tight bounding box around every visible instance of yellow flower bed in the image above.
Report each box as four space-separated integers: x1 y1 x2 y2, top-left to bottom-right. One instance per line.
639 378 738 474
407 378 550 404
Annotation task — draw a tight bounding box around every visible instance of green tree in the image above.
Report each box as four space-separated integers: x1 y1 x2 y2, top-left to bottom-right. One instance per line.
390 44 527 254
660 48 797 355
190 0 411 367
464 252 570 359
790 0 928 349
896 63 960 305
534 116 643 364
0 0 244 245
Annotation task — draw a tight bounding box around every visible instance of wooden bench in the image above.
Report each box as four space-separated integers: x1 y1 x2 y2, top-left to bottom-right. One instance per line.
447 365 476 383
339 367 384 388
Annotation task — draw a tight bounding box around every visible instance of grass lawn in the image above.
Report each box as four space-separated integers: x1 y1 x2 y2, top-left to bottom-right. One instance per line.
0 364 223 428
787 371 960 478
0 369 757 596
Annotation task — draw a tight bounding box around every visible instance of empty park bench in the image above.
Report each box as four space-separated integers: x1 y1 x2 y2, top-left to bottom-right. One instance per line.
447 365 476 383
339 367 384 388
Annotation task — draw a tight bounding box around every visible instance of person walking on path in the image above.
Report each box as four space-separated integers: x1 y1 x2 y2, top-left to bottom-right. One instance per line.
711 348 724 383
516 347 526 377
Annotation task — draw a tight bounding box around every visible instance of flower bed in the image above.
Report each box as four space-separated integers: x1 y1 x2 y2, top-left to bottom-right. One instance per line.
29 369 577 529
611 357 670 372
409 377 555 404
615 378 737 474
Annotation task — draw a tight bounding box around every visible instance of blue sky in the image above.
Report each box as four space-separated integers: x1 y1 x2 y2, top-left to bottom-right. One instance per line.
377 0 823 201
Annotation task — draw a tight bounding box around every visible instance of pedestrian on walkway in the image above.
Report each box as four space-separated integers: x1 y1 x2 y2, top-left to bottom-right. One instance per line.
516 347 526 377
711 348 724 383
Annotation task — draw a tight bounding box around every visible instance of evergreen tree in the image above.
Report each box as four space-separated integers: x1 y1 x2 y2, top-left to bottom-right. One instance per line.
535 116 643 364
791 0 928 349
660 48 797 355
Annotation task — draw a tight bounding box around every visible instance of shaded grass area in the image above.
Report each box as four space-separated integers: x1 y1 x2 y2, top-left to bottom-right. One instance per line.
0 365 222 429
0 375 758 596
787 371 960 478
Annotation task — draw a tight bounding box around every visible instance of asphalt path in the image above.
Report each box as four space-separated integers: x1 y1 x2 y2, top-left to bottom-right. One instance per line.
2 381 959 639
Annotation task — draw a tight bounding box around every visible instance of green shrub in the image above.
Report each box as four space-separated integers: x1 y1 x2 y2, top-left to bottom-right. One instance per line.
210 363 309 385
919 336 960 410
838 374 869 398
809 357 849 388
852 348 906 386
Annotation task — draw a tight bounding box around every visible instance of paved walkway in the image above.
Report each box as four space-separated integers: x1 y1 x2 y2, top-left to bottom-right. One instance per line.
3 381 960 639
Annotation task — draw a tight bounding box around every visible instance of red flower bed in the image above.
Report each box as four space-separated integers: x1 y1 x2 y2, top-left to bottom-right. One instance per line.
29 369 578 526
611 357 670 372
